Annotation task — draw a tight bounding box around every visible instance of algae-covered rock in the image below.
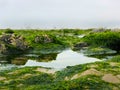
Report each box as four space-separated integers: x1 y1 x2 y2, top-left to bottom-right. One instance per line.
0 34 29 55
11 57 28 65
0 34 12 44
34 35 53 43
73 42 88 50
0 43 7 54
10 35 28 50
83 47 117 56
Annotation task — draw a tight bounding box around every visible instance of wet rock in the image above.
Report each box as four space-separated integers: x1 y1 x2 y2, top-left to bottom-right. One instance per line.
34 35 53 43
73 42 88 50
11 57 27 65
83 47 117 56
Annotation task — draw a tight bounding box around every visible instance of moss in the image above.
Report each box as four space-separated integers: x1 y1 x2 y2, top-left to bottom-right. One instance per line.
0 59 120 89
23 73 54 85
0 29 120 89
108 55 120 62
83 47 117 56
83 31 120 51
56 64 90 80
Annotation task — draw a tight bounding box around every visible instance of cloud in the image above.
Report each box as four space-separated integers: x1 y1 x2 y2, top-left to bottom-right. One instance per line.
0 0 120 28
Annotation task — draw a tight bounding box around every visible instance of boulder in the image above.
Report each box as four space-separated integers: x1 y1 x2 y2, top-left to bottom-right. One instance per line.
10 35 28 50
0 34 29 54
34 35 53 43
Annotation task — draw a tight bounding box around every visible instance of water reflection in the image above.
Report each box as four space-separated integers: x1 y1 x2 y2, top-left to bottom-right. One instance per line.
77 34 85 38
0 52 58 70
0 53 58 65
1 48 117 70
25 49 100 70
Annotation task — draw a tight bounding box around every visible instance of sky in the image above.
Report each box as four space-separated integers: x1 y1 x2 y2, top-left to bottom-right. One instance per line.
0 0 120 29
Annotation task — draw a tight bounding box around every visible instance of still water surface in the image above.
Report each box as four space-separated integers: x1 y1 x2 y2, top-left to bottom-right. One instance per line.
0 49 100 70
25 49 100 70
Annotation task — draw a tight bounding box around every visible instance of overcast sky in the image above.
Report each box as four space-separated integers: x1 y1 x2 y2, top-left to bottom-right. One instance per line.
0 0 120 29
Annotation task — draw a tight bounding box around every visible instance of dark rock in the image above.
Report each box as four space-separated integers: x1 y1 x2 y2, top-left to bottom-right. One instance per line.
73 42 88 50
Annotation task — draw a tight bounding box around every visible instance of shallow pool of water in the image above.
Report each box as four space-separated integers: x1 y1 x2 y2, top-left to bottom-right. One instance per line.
25 49 100 70
77 34 85 38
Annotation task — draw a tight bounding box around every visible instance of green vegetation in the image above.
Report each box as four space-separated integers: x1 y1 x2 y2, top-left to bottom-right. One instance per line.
108 55 120 62
56 64 89 80
13 29 90 48
0 57 120 90
83 31 120 52
0 29 120 89
0 29 90 51
83 47 117 56
0 29 90 63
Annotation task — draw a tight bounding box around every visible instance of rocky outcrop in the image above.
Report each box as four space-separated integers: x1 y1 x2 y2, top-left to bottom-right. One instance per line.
34 35 53 43
10 35 28 50
0 34 29 55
